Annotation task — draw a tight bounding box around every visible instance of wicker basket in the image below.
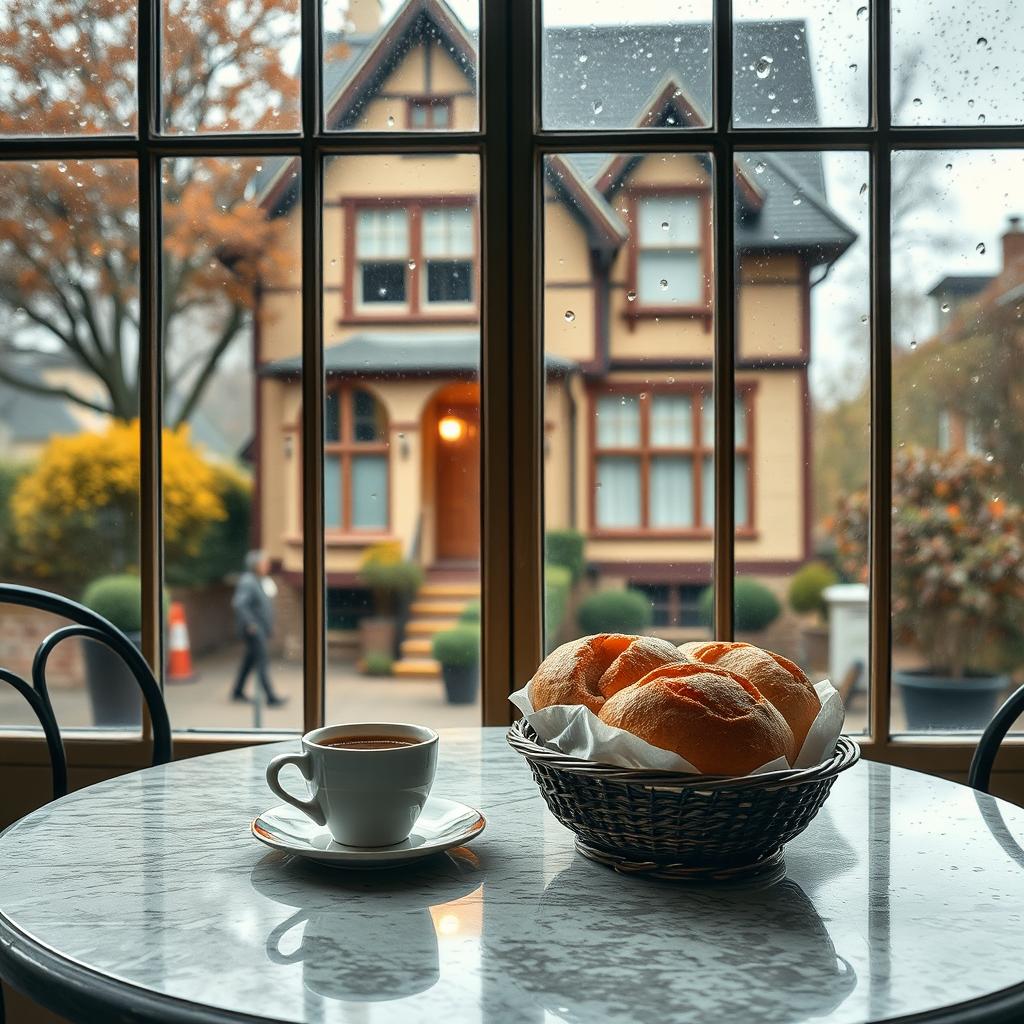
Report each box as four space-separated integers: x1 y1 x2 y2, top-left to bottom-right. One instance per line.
507 719 860 881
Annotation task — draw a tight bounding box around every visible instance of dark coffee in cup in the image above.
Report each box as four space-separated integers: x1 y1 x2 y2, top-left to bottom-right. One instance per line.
320 736 417 750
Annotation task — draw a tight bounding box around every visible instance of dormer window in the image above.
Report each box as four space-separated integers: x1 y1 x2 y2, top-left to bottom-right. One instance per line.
408 97 452 129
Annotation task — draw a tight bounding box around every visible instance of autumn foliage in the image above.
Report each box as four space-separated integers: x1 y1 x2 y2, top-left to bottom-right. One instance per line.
0 0 300 424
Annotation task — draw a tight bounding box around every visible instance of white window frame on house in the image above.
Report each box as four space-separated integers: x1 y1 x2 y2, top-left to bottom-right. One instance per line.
3 0 1024 789
421 205 475 309
355 208 411 311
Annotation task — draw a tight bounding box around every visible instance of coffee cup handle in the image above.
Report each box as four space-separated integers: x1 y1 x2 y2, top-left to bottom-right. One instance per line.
266 752 326 827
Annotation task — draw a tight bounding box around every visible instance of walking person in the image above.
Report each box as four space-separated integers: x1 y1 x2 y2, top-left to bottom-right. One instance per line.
231 551 286 706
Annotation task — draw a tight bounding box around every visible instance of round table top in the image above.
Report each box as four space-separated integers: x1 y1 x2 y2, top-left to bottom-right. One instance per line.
3 729 1024 1024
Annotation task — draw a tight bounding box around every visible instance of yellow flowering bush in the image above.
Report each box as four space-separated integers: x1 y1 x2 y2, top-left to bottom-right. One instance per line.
11 421 226 584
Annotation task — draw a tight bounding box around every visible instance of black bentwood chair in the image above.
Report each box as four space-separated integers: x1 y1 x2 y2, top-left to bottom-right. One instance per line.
0 584 172 1024
968 683 1024 794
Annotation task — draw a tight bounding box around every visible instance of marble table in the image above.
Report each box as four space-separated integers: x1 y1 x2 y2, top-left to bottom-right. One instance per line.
3 729 1024 1024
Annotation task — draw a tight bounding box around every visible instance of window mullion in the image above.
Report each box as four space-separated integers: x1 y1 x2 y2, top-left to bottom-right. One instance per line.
300 0 325 732
869 0 894 747
137 0 163 745
712 0 736 640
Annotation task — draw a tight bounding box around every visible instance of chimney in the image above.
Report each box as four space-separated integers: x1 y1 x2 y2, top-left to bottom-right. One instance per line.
346 0 382 34
1002 215 1024 270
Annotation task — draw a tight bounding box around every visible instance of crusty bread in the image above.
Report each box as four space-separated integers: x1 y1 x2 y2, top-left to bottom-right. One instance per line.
680 641 820 759
529 634 684 713
598 662 794 775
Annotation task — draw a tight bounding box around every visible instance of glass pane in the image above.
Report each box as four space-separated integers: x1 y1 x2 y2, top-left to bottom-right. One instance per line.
0 160 141 731
0 0 137 136
542 150 716 649
322 0 479 132
160 0 300 134
638 251 701 305
352 455 388 529
596 396 641 447
888 150 1024 733
162 156 302 731
733 1 870 128
893 3 1024 126
541 2 712 130
323 154 481 726
325 456 343 529
651 396 693 447
596 457 641 528
326 390 341 442
650 457 695 528
736 152 870 734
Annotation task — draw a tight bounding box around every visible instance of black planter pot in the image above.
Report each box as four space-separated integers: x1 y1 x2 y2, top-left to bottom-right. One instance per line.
82 631 144 727
441 663 479 705
894 668 1009 732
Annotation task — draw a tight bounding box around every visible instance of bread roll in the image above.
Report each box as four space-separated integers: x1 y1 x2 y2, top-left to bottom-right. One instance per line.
680 641 820 758
598 662 794 775
529 634 683 713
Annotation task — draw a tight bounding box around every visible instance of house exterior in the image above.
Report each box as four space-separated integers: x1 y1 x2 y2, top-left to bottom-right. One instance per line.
252 0 856 668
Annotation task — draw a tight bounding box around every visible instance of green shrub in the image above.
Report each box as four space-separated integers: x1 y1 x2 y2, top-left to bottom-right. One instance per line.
788 561 838 620
545 529 586 582
359 541 424 615
698 578 782 633
432 626 480 668
544 564 572 652
459 600 481 625
577 588 652 635
0 461 29 577
82 574 143 634
362 652 393 677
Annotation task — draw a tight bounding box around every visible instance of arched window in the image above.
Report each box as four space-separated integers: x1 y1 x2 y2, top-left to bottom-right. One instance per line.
324 385 389 533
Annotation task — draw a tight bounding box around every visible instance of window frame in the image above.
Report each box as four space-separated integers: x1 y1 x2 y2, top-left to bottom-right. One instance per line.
323 383 391 536
406 96 453 130
4 0 1024 784
625 185 712 324
340 195 479 324
588 383 755 539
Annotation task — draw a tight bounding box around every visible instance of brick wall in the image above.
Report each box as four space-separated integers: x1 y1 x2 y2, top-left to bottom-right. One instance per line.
0 605 85 688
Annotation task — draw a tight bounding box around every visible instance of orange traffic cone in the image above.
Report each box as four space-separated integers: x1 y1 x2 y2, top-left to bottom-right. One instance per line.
167 601 197 683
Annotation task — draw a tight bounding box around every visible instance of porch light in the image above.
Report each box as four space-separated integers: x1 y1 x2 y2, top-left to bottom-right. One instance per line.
438 415 465 442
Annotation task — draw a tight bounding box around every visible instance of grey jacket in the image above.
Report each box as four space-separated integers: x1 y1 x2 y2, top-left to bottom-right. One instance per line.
232 572 274 638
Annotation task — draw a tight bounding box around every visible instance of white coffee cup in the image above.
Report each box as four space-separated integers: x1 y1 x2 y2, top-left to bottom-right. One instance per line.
266 723 438 847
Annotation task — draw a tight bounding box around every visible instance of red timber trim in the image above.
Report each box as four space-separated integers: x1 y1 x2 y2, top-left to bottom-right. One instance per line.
339 194 479 325
622 183 713 331
586 379 757 538
545 155 628 252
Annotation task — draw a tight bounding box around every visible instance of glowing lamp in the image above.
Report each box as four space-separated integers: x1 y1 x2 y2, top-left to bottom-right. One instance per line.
438 415 466 442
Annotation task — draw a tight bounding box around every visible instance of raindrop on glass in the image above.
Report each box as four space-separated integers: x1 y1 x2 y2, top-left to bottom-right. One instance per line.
592 100 604 115
755 161 766 174
859 182 868 196
659 279 669 290
986 453 995 462
661 220 670 230
856 5 868 19
792 197 802 206
564 310 576 323
941 302 951 313
977 36 988 46
860 314 869 324
626 290 637 302
386 115 395 127
754 56 773 79
977 242 987 254
910 340 918 350
408 259 416 270
578 53 588 63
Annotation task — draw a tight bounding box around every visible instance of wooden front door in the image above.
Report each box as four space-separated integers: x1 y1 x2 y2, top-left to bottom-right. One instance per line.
435 403 480 562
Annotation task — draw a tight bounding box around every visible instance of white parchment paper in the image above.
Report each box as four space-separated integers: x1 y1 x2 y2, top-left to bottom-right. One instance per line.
509 677 844 775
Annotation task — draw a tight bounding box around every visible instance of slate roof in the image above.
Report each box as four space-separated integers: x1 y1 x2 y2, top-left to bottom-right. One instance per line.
261 331 575 377
926 274 995 298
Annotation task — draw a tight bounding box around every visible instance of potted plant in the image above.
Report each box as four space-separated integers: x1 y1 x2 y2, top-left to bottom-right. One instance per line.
432 626 480 705
698 577 782 638
833 447 1024 730
788 561 838 671
81 574 145 727
358 541 424 660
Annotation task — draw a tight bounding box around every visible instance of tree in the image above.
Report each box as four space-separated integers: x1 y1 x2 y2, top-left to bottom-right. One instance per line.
0 0 305 427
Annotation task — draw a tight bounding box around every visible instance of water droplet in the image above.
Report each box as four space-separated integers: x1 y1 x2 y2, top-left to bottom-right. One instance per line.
408 259 416 270
945 162 953 171
578 53 588 64
978 113 986 124
941 302 951 313
859 182 868 196
912 97 922 107
985 452 995 462
772 232 780 240
977 36 988 47
659 279 669 290
755 161 766 174
792 197 802 206
849 63 858 72
661 220 670 230
377 287 387 298
977 242 987 254
564 310 575 322
626 290 637 302
970 375 980 384
754 56 773 79
910 340 918 350
592 100 603 115
386 115 395 127
856 5 868 19
57 161 67 173
860 314 869 324
329 258 337 267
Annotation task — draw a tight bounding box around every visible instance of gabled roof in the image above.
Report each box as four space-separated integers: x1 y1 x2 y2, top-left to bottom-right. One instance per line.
261 331 576 378
926 274 995 298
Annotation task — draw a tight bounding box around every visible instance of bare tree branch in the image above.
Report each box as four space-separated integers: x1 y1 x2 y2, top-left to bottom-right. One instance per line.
0 358 111 416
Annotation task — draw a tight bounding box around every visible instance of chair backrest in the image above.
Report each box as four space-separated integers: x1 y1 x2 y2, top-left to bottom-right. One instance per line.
968 683 1024 794
0 584 172 800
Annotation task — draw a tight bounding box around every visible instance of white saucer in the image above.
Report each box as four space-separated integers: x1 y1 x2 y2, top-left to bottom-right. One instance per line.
251 796 486 868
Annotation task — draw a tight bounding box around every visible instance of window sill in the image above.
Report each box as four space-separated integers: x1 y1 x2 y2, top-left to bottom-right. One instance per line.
588 527 759 541
285 533 398 547
337 313 478 327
